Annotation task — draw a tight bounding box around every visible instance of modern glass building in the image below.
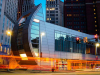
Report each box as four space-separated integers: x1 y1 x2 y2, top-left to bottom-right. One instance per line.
11 4 100 70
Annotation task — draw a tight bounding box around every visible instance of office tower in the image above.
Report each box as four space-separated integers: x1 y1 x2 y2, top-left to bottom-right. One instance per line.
0 0 14 45
4 0 18 24
46 0 64 26
64 0 100 36
17 0 34 20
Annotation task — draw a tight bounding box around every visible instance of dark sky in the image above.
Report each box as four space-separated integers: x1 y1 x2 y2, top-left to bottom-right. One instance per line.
34 0 64 21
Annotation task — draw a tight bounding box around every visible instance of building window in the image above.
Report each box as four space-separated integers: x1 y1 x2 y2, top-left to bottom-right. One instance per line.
94 17 96 19
95 29 97 31
47 18 49 20
95 25 97 27
67 14 72 16
78 30 80 32
55 31 86 54
94 9 95 11
94 13 96 15
1 35 3 40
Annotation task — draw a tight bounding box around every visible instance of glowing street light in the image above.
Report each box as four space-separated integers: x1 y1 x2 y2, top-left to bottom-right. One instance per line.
40 32 45 57
96 43 99 47
6 30 12 72
40 32 45 71
95 43 100 55
7 30 12 36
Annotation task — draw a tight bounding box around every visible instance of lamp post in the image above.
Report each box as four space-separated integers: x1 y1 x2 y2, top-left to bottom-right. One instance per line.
40 32 45 71
6 30 12 71
95 43 99 55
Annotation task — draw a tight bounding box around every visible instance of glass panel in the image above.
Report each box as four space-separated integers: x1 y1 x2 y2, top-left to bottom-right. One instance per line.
79 44 82 53
32 43 39 48
64 40 67 52
31 37 39 43
31 25 39 30
31 34 39 39
73 42 77 53
37 12 44 17
33 48 39 53
31 29 39 35
39 7 43 13
32 22 39 26
55 39 59 51
34 15 44 21
56 32 60 39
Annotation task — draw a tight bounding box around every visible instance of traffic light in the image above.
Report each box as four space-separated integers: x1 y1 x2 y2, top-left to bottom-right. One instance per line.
76 37 79 44
94 35 98 42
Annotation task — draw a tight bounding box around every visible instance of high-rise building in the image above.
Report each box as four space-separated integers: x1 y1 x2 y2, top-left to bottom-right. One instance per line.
17 0 34 20
0 0 14 45
46 0 64 26
64 0 100 36
4 0 18 24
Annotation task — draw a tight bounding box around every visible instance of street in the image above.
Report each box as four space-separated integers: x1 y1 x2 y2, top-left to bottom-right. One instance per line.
0 70 100 75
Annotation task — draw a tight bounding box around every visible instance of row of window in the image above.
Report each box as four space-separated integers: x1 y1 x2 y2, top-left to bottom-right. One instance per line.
67 26 86 29
47 11 58 13
66 22 86 25
67 10 84 13
47 14 58 16
0 47 10 55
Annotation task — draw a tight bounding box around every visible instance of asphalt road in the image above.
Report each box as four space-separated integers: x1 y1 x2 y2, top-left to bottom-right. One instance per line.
0 70 100 75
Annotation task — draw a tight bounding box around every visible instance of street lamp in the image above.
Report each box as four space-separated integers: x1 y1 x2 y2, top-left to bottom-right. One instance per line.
40 32 45 71
95 43 99 55
6 30 12 71
7 30 12 50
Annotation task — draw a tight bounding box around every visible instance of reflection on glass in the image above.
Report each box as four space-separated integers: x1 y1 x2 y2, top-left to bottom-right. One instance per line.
31 37 39 43
31 29 39 35
32 22 39 26
37 12 44 17
55 31 86 53
31 34 39 39
31 25 39 30
34 15 44 21
32 43 39 48
30 7 44 53
39 8 43 13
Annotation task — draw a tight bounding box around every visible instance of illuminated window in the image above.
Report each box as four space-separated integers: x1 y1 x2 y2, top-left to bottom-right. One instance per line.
94 17 96 19
7 49 9 55
94 9 95 11
50 18 51 20
50 8 55 10
4 48 6 53
95 25 97 27
78 30 80 32
46 8 49 10
93 5 95 7
95 29 97 31
67 14 72 16
95 21 96 23
0 46 2 52
94 13 96 15
47 18 49 20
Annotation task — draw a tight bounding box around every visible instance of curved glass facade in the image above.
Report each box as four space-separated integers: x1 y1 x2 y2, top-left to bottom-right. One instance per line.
30 7 44 55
